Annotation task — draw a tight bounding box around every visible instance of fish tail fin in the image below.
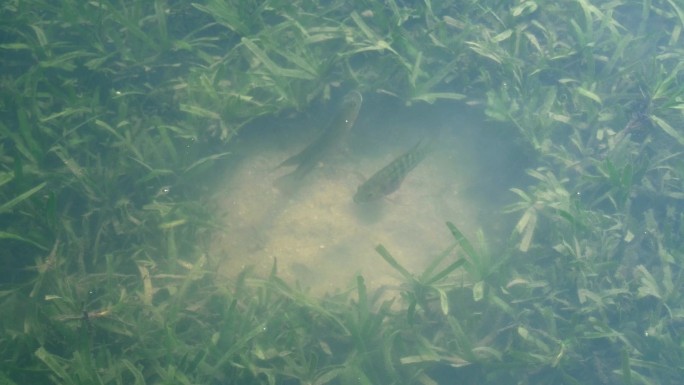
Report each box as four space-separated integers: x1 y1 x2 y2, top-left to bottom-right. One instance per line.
414 126 446 157
273 163 312 193
273 173 299 194
411 136 434 161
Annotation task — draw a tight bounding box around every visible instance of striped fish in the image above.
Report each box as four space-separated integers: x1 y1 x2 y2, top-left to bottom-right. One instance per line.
353 139 431 203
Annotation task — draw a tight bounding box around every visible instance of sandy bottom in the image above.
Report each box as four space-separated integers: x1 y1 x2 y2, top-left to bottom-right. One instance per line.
209 102 493 296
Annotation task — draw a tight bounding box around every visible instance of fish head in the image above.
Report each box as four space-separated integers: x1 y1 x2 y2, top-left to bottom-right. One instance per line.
340 91 363 127
343 90 363 108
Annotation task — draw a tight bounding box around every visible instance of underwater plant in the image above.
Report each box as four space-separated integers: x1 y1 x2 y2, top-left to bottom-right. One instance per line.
1 1 683 384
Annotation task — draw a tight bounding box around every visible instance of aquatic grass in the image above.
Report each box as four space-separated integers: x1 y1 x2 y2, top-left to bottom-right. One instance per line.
1 3 239 382
3 0 684 384
376 242 464 321
374 224 524 381
504 167 590 252
192 0 357 117
192 0 269 37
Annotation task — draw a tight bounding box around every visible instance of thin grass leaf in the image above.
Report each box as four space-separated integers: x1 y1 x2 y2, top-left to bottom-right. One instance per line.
577 288 605 308
409 51 423 87
35 347 76 384
29 24 48 47
94 120 144 161
621 348 633 385
183 151 231 173
39 107 91 123
576 86 602 104
512 2 538 17
38 50 91 71
523 31 543 53
348 11 403 60
509 187 532 202
179 104 221 120
423 259 465 286
51 146 86 180
101 2 160 52
473 346 503 361
356 275 368 311
267 277 351 334
122 359 146 385
517 207 537 252
0 182 46 214
155 125 179 165
314 367 345 385
241 37 316 80
192 0 254 35
0 371 19 385
420 242 457 282
466 41 502 64
0 43 32 50
635 265 662 299
349 11 383 43
375 244 412 281
0 171 13 188
665 0 684 28
410 92 466 103
71 351 104 385
491 29 513 43
159 219 187 230
154 0 169 45
650 114 684 146
472 281 484 302
0 231 48 250
436 288 449 315
408 57 462 100
446 222 478 261
16 109 42 163
445 315 476 361
137 264 153 306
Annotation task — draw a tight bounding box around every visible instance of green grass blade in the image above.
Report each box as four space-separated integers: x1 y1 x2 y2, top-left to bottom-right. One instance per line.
424 259 465 286
122 359 146 385
183 151 231 174
241 37 316 80
34 347 76 385
0 182 46 214
446 222 478 261
0 171 14 188
375 244 412 281
0 231 48 250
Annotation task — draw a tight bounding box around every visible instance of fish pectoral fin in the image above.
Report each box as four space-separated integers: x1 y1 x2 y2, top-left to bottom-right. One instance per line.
382 178 404 195
273 172 300 194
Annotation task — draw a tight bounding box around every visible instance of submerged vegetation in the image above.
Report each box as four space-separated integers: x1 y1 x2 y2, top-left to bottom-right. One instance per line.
1 0 684 384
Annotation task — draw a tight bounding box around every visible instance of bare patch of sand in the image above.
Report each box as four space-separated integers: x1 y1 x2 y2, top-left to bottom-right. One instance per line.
210 114 482 296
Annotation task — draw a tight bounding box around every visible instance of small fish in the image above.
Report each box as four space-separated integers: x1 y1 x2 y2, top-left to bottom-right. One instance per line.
353 139 431 203
276 91 363 186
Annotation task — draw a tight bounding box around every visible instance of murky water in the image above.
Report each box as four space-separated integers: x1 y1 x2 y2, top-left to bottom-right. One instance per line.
210 99 519 295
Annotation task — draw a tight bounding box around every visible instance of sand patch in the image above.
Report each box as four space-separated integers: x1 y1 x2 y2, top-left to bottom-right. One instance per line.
209 110 483 296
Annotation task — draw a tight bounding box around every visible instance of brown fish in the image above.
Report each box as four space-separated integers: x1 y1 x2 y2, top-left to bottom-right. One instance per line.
276 91 363 186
